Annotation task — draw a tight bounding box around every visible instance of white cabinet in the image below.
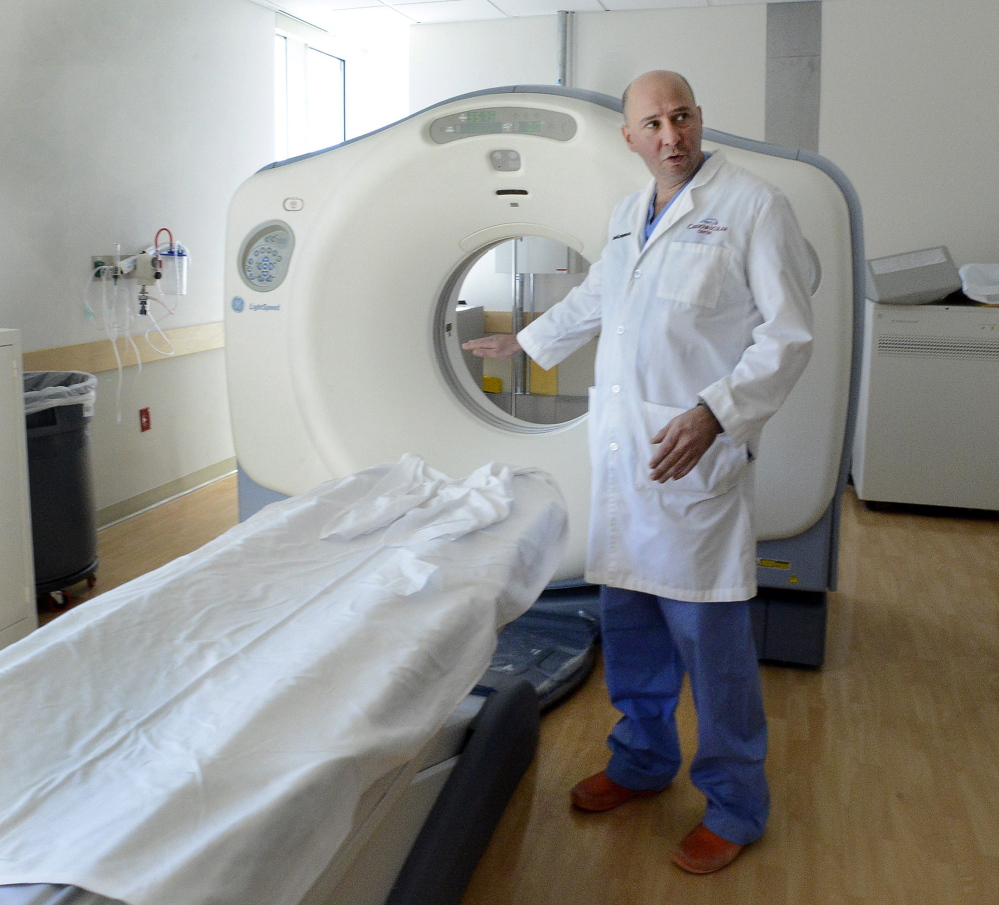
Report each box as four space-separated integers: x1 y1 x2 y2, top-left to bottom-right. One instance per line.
852 301 999 509
0 329 37 649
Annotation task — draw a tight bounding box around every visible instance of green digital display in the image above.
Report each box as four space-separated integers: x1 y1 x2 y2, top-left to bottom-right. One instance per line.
458 123 503 134
430 106 577 144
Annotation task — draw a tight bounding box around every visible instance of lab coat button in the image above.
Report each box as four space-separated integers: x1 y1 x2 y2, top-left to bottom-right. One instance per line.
611 385 621 393
609 442 619 451
633 269 642 279
617 325 625 334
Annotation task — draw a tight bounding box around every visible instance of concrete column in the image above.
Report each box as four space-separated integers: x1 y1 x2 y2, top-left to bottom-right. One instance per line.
766 1 822 152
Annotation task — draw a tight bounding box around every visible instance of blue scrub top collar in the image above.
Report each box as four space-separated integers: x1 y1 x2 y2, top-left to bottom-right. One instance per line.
643 151 712 246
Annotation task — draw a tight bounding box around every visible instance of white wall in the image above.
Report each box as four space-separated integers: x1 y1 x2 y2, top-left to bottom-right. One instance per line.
334 10 410 140
0 0 275 513
572 7 767 141
410 7 768 138
0 0 273 349
821 0 999 263
410 17 554 111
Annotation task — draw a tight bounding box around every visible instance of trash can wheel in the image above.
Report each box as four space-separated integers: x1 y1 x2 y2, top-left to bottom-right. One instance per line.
48 590 71 609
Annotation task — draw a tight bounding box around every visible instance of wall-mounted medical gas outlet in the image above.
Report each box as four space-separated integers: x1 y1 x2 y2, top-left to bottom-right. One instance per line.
92 256 137 280
139 408 151 432
92 252 164 283
92 230 187 294
134 252 162 284
92 254 163 281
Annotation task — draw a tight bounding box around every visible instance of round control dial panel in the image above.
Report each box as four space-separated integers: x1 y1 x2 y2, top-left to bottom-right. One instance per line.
238 220 295 292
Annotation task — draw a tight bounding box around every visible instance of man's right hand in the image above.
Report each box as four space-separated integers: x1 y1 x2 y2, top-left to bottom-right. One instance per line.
461 334 523 359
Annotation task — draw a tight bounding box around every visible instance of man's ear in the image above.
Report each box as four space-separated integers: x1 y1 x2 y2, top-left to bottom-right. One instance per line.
621 123 635 151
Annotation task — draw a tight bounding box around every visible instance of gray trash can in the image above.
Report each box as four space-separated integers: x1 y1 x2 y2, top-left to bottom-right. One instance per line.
23 371 99 597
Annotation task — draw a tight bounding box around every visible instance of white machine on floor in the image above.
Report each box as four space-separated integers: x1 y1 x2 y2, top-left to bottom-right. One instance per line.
226 86 864 666
852 299 999 510
853 246 999 510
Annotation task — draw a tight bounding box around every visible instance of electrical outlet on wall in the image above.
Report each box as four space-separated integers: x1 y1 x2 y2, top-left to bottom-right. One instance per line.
139 408 151 432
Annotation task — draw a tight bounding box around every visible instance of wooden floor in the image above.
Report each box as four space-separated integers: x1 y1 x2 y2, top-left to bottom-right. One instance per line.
38 474 239 624
464 492 999 905
45 479 999 902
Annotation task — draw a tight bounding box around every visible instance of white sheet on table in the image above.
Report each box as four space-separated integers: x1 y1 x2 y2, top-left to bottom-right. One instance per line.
0 886 123 905
0 456 567 905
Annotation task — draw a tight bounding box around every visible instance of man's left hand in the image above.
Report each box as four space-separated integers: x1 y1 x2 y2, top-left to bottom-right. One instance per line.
648 404 723 483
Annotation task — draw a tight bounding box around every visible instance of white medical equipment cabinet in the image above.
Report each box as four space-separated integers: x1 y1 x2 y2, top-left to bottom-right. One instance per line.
852 299 999 510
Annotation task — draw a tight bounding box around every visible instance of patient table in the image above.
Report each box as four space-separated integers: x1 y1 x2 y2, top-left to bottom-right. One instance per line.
0 456 567 905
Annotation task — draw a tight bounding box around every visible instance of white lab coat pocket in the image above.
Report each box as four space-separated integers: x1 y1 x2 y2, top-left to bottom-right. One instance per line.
656 242 732 309
637 401 748 498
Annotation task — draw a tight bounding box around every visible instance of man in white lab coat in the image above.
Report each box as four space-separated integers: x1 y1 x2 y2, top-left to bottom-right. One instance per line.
463 71 813 874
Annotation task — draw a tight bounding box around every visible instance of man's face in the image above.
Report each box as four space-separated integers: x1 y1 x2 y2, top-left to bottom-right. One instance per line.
621 76 704 190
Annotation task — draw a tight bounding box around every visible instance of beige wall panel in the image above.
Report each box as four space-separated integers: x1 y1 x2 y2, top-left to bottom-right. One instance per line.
23 323 224 375
88 349 235 512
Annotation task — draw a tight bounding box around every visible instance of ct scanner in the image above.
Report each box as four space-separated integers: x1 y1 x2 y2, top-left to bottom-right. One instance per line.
225 86 865 666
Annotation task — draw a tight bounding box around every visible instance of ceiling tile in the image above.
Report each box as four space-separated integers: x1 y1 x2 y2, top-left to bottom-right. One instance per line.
707 0 812 5
320 5 415 28
279 0 384 14
277 1 414 32
389 0 508 23
601 0 705 10
489 0 605 16
270 0 385 29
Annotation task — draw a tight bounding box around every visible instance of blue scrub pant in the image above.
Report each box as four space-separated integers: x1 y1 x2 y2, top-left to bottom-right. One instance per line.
600 586 769 845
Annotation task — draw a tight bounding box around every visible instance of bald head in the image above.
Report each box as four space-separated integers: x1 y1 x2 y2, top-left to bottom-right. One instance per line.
620 70 704 195
622 71 696 122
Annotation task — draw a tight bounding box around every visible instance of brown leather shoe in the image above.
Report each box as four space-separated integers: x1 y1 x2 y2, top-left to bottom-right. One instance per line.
570 771 663 812
671 823 745 874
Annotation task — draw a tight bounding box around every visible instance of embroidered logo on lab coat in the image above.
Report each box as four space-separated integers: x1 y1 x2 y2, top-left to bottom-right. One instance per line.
687 218 729 236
